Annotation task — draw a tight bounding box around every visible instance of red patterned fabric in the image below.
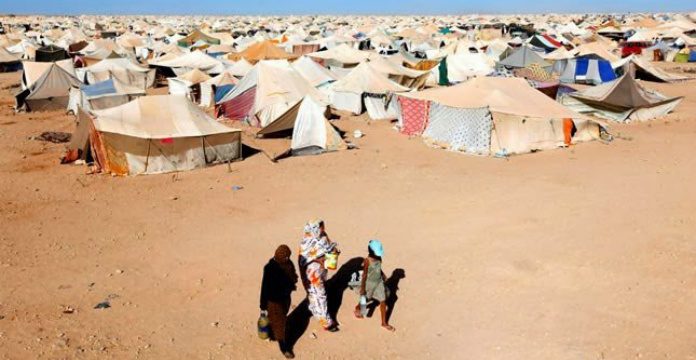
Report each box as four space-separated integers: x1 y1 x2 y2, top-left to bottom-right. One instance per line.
219 87 256 122
398 96 430 136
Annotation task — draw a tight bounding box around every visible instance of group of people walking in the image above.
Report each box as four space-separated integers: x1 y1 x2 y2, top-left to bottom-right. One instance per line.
259 219 395 359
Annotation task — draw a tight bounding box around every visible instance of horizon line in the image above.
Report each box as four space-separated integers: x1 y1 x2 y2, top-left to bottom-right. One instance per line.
1 10 694 17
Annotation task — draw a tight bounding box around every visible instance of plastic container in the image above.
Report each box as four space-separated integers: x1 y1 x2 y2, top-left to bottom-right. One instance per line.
360 295 368 317
257 312 270 340
324 252 339 270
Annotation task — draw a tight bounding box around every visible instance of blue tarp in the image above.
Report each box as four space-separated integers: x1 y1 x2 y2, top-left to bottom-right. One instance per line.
575 58 589 76
597 60 617 82
689 50 696 62
81 79 116 97
214 84 234 103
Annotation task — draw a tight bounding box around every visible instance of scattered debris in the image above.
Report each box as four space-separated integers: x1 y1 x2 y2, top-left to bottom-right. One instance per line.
170 196 179 200
35 132 71 144
94 301 110 309
62 306 75 314
353 129 364 138
115 269 124 274
231 185 244 191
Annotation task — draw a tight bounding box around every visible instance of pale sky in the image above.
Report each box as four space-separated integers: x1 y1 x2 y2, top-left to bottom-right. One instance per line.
2 0 693 15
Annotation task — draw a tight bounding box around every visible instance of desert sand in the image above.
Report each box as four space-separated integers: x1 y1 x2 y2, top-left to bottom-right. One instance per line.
1 63 696 359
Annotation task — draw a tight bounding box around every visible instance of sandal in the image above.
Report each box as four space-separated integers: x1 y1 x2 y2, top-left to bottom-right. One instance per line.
381 324 396 332
324 324 340 332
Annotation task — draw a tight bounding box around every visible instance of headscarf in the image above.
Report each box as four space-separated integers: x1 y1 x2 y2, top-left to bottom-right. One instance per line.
300 219 335 264
273 244 297 284
274 244 292 263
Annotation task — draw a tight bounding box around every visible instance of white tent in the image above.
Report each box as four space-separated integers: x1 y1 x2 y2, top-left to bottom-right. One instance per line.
167 68 211 102
68 77 145 114
291 56 337 88
16 60 81 111
307 43 372 67
149 50 226 75
436 53 495 84
327 61 408 119
226 58 254 78
256 95 346 159
77 57 155 89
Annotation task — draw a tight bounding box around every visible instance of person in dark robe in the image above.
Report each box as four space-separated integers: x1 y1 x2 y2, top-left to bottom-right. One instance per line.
260 245 298 359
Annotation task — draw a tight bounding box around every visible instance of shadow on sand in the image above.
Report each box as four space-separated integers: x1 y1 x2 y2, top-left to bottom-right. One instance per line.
285 257 405 352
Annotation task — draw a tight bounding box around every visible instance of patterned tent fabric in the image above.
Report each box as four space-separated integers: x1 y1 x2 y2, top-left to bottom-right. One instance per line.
515 63 555 82
219 87 256 123
423 103 492 155
398 96 430 136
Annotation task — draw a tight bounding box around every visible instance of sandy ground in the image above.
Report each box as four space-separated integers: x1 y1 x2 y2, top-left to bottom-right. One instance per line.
1 64 696 360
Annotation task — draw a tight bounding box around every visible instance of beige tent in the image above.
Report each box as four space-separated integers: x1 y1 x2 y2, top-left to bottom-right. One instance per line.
0 46 21 71
401 77 601 155
77 95 241 175
308 43 372 67
560 75 683 123
227 40 297 63
366 56 429 89
217 60 328 127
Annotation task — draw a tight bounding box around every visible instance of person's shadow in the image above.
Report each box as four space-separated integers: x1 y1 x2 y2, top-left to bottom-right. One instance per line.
285 259 406 353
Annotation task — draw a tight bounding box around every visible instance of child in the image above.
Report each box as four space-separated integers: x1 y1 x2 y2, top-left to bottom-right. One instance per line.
354 239 395 332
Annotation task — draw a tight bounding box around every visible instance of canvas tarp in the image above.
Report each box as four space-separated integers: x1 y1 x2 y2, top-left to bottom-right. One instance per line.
397 96 430 136
422 104 493 155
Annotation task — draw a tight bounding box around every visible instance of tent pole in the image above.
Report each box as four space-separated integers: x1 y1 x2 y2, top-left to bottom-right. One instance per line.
145 139 151 172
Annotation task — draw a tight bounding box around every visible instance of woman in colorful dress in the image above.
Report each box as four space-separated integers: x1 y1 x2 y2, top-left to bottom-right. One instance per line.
298 220 339 332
